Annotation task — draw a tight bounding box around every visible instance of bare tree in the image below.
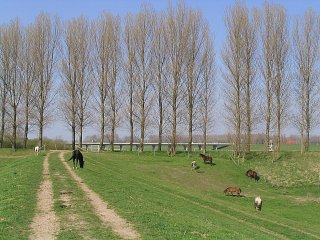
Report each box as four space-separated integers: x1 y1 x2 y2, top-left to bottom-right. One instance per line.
124 13 136 151
74 18 92 148
199 28 215 153
164 3 189 155
152 13 167 151
222 3 246 156
107 15 121 151
32 13 60 148
292 10 320 153
60 27 77 150
131 7 155 152
60 17 91 150
21 24 37 148
3 19 23 150
185 10 209 154
241 8 258 153
259 2 277 153
92 13 110 150
0 26 10 148
92 13 115 150
271 5 289 154
259 3 290 155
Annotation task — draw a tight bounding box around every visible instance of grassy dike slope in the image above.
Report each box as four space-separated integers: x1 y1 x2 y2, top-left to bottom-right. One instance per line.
71 150 320 239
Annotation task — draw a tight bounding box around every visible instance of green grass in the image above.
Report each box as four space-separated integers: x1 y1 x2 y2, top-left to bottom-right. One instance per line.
0 148 319 239
70 150 320 239
0 149 43 240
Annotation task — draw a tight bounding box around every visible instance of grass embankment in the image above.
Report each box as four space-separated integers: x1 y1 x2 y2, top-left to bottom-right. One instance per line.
69 150 320 239
0 149 43 240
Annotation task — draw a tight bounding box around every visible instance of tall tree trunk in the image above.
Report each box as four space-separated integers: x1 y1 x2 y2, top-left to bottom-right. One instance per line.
38 111 44 148
129 77 133 151
305 87 310 151
140 99 145 152
0 94 6 148
276 92 281 153
78 123 83 149
12 108 17 150
111 83 116 152
235 80 241 156
158 93 163 151
71 123 76 150
188 100 193 154
111 111 115 152
265 70 272 153
171 74 178 156
24 101 29 149
99 107 105 150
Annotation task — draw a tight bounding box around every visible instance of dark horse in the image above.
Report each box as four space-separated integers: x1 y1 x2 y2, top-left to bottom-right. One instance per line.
199 153 213 165
68 150 84 169
224 187 241 196
246 169 259 181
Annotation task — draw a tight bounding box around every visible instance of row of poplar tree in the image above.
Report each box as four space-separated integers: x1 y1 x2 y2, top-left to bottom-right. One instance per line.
223 2 320 155
0 3 214 153
0 2 319 155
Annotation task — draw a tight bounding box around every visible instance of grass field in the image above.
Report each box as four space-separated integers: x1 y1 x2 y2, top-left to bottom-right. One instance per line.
0 147 320 239
76 150 320 239
0 149 43 239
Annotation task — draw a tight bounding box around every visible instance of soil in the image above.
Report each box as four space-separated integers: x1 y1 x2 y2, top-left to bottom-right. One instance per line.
29 152 59 240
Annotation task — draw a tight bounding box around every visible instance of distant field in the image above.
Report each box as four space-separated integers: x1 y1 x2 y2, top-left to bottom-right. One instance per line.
99 143 320 152
0 148 319 239
249 144 320 152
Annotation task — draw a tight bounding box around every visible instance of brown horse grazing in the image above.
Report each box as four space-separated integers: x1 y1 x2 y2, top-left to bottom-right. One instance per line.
224 187 241 196
246 169 259 181
199 153 213 165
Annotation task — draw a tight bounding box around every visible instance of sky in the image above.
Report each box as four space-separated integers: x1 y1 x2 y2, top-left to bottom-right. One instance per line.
1 0 320 141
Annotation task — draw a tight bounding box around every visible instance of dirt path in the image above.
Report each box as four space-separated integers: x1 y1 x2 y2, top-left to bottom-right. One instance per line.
29 152 59 240
59 151 140 240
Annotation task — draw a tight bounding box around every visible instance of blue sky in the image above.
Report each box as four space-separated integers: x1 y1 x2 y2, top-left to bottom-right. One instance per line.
1 0 320 140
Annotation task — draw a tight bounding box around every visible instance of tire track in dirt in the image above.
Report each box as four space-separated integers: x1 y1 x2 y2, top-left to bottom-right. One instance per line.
59 151 140 240
29 152 59 240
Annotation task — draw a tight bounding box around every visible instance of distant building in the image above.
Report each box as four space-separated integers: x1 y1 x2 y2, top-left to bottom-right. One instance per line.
286 138 297 144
